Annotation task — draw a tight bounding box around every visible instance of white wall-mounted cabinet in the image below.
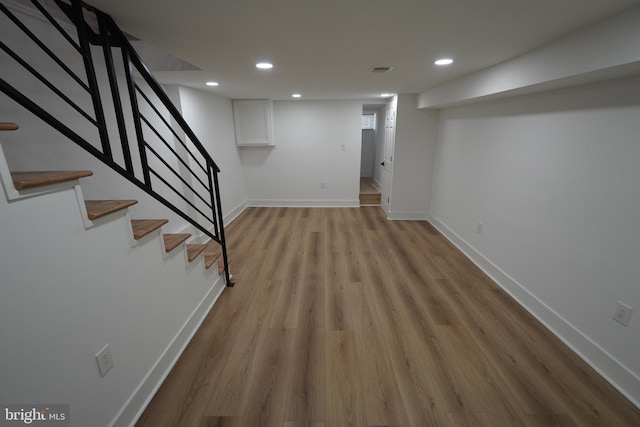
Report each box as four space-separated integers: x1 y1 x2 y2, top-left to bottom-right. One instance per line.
232 99 274 146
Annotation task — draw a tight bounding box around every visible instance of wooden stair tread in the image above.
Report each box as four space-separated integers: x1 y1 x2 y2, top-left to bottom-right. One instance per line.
163 233 191 253
203 240 222 269
85 200 138 220
359 177 381 205
0 122 19 131
360 193 381 205
204 253 220 269
11 170 93 190
218 257 232 274
131 219 169 240
203 239 232 274
186 243 207 262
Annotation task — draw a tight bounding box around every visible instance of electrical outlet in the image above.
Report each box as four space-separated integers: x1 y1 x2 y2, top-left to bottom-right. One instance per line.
476 221 483 234
95 344 114 377
613 301 632 326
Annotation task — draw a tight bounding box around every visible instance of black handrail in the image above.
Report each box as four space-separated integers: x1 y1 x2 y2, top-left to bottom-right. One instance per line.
0 0 234 286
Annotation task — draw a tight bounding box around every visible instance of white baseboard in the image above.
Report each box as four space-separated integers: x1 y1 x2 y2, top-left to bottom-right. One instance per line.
247 199 360 208
427 213 640 409
224 200 248 224
387 210 428 221
372 178 382 192
108 202 246 426
111 275 227 427
171 201 248 240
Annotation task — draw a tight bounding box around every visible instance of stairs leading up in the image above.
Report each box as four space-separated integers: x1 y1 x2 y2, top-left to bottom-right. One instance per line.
11 170 93 190
204 239 232 274
6 166 232 270
186 240 229 272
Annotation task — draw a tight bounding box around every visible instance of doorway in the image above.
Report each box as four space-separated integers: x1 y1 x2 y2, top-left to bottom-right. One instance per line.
360 105 384 205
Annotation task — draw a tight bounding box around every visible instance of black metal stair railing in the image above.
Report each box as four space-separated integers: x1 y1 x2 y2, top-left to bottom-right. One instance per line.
0 0 234 286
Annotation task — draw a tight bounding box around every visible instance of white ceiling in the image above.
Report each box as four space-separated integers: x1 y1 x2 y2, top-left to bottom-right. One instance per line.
85 0 640 100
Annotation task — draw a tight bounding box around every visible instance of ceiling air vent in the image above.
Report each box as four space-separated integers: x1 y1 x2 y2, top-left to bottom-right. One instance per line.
369 66 394 73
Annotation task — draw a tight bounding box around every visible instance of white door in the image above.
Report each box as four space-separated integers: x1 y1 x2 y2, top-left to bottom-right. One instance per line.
381 96 396 213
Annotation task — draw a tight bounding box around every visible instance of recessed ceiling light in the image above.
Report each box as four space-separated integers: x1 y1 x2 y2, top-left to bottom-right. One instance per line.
380 93 394 97
435 58 454 66
206 81 219 86
256 62 273 69
292 93 302 98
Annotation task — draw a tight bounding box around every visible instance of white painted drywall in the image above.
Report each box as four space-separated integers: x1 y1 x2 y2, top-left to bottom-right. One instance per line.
239 100 362 206
360 129 375 177
418 6 640 109
429 76 640 405
387 94 439 220
175 86 247 222
0 175 225 427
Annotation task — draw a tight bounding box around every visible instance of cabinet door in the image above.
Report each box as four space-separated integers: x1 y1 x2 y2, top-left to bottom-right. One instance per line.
233 100 274 146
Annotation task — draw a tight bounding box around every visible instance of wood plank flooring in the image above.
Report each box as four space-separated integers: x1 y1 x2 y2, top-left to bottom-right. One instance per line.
135 207 640 427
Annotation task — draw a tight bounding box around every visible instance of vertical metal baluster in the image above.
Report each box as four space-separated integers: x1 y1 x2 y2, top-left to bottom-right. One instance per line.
121 48 151 187
213 167 234 287
207 159 219 236
70 0 112 159
97 12 133 174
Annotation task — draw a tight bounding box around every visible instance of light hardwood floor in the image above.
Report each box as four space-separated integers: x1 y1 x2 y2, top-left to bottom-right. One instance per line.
136 207 640 427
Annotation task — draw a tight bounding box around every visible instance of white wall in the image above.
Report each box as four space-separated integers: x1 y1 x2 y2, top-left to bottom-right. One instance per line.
240 100 362 206
428 76 640 405
361 108 382 179
0 168 225 426
175 86 247 222
360 129 375 177
387 94 439 220
418 5 640 108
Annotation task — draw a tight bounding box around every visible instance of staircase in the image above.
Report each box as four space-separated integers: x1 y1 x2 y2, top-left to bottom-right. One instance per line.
0 0 233 285
1 1 237 424
359 177 382 205
1 123 231 275
1 122 232 426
